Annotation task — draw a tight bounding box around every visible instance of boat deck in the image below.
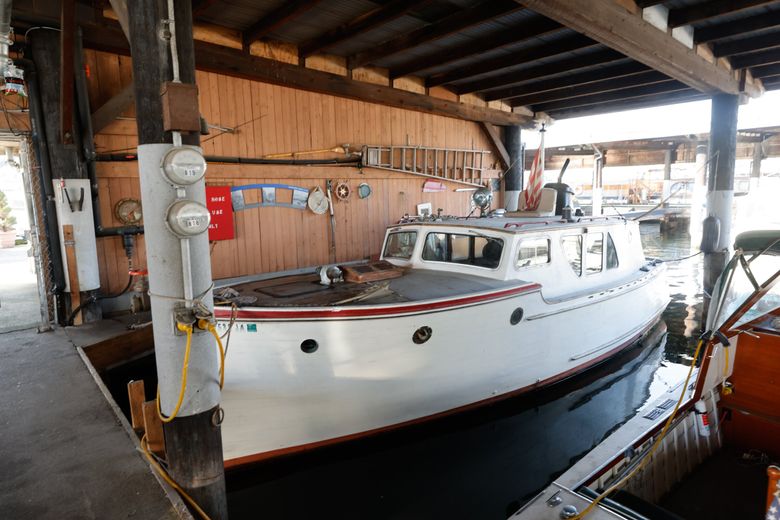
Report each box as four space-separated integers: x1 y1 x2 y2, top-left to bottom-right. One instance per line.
216 268 532 308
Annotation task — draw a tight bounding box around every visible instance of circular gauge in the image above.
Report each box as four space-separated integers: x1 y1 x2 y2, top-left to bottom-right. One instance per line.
114 198 143 225
308 186 329 215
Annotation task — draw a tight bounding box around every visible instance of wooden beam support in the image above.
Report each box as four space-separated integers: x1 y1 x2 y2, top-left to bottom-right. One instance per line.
712 31 780 58
546 90 708 120
91 83 135 135
243 0 325 50
426 33 597 88
507 70 670 107
60 0 75 144
730 48 780 70
389 16 562 79
78 22 533 126
458 48 625 97
479 122 510 169
751 63 780 79
485 61 649 102
667 0 776 28
298 0 433 59
695 10 780 44
107 0 130 40
192 41 533 126
348 0 520 69
517 0 758 97
192 0 221 19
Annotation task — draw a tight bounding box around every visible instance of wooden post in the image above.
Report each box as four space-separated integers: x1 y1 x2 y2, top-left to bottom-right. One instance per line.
62 225 81 325
503 125 522 211
126 0 227 518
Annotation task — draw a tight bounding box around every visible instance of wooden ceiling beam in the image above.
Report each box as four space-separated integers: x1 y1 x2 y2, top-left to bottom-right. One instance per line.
712 31 780 57
388 16 562 79
667 0 776 28
192 0 221 19
457 48 625 97
695 10 780 43
484 61 650 102
730 47 780 69
507 70 670 106
532 81 690 113
298 0 433 59
751 62 780 78
348 0 520 69
243 0 325 49
634 0 667 8
546 90 708 120
517 0 758 96
426 33 597 88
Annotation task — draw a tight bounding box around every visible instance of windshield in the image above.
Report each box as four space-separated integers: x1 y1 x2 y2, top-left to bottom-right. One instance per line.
383 231 417 259
708 252 780 332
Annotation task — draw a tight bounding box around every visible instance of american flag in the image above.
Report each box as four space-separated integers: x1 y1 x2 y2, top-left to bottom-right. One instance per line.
769 484 780 520
521 128 545 211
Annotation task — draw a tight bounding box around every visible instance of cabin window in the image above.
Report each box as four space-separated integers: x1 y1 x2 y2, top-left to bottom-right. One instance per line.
422 233 504 269
516 238 550 268
383 231 417 259
561 235 583 276
606 233 619 269
586 233 603 274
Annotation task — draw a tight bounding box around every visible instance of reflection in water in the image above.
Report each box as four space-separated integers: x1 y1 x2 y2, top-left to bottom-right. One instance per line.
227 224 702 520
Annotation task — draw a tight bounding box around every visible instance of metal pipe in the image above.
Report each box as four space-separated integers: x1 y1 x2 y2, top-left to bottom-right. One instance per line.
95 153 361 166
0 0 12 72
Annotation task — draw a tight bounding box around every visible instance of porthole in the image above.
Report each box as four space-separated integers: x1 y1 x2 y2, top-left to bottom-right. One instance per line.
510 307 524 325
413 326 432 344
301 339 318 353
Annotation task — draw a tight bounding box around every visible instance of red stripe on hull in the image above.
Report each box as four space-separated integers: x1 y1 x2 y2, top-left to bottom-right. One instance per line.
215 283 541 320
223 313 661 470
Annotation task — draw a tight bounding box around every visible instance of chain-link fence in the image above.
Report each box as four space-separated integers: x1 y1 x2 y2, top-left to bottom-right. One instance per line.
20 136 55 329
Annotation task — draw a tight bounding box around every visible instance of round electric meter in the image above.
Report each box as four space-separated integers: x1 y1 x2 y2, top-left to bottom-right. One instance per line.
161 147 207 186
166 200 211 237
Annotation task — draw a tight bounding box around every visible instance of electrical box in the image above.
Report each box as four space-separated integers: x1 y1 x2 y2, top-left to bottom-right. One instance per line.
53 178 100 292
160 81 201 133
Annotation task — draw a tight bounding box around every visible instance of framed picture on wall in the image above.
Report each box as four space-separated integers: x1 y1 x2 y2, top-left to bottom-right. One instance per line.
417 202 432 217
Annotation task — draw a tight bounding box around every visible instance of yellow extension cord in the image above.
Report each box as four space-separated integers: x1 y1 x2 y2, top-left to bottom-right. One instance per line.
573 336 707 519
148 319 226 517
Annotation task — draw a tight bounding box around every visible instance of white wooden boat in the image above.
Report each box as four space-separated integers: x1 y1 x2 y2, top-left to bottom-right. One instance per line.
213 185 669 468
510 230 780 520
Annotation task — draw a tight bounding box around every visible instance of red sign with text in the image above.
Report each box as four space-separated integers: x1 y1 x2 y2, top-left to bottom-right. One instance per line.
206 186 234 241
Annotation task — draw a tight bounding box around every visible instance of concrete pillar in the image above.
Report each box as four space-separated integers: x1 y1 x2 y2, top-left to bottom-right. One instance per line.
662 149 672 208
127 0 226 517
503 125 522 211
591 148 603 216
689 142 708 246
703 94 738 323
750 138 763 192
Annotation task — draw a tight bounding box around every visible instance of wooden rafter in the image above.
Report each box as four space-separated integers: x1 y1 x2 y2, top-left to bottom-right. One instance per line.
243 0 325 50
546 90 708 119
426 33 597 88
695 10 780 43
517 0 759 96
507 70 670 107
192 0 220 18
458 48 625 96
488 61 650 102
713 31 780 58
751 62 780 79
348 0 520 69
532 81 690 113
298 0 433 59
730 48 780 69
389 16 562 79
667 0 777 28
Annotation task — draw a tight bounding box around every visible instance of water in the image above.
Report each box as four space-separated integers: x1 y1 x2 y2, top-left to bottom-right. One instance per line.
226 223 705 519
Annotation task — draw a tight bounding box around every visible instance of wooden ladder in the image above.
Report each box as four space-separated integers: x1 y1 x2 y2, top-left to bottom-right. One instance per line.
362 144 491 186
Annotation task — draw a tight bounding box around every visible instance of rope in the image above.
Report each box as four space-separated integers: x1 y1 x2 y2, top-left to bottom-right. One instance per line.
659 250 703 263
573 335 707 519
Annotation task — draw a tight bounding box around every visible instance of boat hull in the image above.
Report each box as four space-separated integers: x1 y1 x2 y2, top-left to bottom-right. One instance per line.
217 267 669 467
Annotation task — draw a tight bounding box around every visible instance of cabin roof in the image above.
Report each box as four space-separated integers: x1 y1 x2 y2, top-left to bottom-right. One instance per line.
388 215 628 235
